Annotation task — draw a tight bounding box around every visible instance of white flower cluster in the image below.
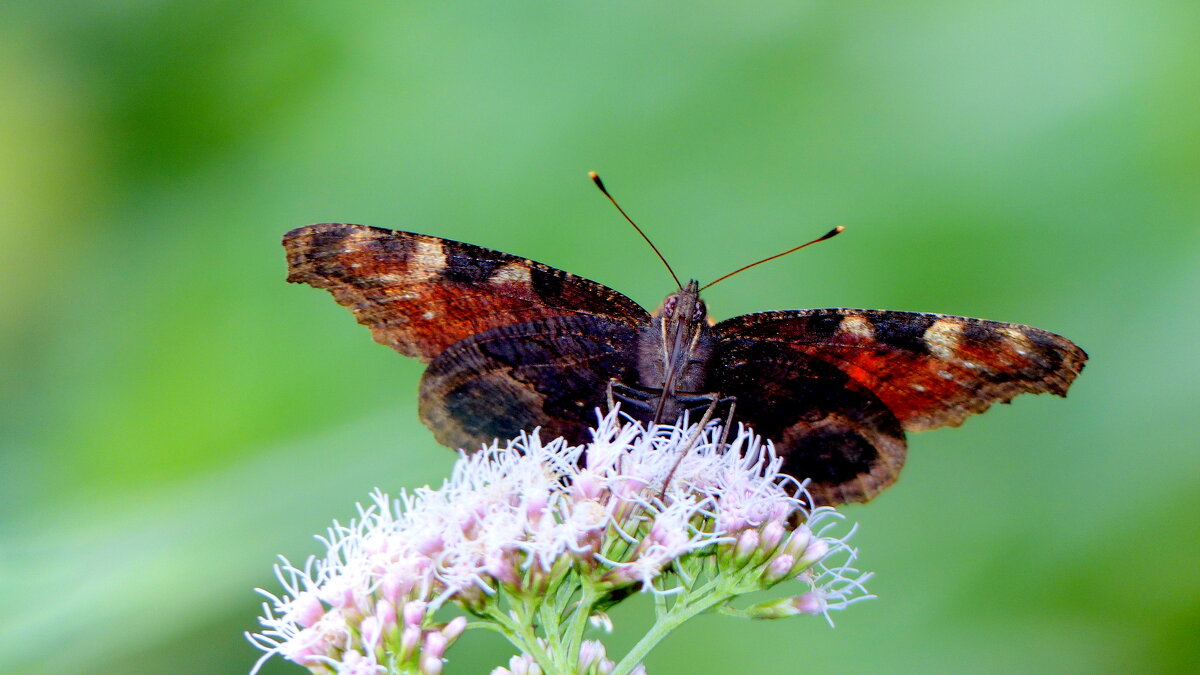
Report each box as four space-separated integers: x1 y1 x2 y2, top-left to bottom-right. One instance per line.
248 410 872 674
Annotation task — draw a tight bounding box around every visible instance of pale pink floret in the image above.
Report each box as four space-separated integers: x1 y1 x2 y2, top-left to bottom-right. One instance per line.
287 591 326 628
402 600 427 628
578 639 606 669
734 529 760 561
333 650 386 675
442 616 468 642
374 599 397 631
759 520 786 552
763 553 796 583
420 654 444 675
793 592 825 615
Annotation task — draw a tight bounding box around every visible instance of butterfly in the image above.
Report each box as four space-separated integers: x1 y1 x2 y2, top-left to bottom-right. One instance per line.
283 204 1086 506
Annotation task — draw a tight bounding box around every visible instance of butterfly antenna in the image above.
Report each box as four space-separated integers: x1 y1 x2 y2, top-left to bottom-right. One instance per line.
590 171 682 290
700 225 844 291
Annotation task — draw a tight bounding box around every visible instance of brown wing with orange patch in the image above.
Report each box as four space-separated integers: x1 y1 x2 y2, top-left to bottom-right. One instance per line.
711 336 908 506
284 224 650 362
714 309 1087 433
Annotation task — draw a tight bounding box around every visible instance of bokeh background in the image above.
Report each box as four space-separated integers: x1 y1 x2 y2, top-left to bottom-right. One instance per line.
2 1 1198 672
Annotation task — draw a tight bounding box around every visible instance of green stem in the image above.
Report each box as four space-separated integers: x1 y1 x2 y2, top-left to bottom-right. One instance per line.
564 583 603 660
486 603 557 673
610 591 733 675
538 600 569 671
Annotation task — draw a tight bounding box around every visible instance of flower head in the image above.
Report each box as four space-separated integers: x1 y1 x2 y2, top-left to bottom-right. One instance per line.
249 409 871 673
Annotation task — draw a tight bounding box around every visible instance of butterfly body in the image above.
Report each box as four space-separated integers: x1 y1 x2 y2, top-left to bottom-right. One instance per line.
285 223 1087 505
629 280 718 422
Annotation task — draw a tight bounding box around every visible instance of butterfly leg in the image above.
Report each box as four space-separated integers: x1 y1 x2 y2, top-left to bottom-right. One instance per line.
670 391 738 453
609 381 659 415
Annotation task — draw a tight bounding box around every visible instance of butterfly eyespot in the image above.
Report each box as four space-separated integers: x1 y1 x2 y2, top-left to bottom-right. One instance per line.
693 301 706 321
663 296 678 317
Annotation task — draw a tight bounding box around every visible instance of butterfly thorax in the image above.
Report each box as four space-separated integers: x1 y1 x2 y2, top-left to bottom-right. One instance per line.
635 280 716 419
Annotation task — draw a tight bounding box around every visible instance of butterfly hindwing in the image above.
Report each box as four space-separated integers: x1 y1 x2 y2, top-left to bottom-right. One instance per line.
715 309 1087 433
284 224 650 362
712 337 907 505
419 315 640 450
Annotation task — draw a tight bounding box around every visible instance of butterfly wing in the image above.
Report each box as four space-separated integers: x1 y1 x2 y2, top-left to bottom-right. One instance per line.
716 309 1087 431
420 315 640 450
713 309 1087 504
284 224 650 361
711 337 907 505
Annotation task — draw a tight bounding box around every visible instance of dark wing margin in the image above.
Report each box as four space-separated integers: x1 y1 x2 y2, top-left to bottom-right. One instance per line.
711 337 907 506
419 315 640 451
715 309 1087 433
284 224 650 362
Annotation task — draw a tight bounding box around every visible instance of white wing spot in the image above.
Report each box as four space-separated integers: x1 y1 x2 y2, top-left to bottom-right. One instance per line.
999 326 1035 360
487 262 533 285
409 238 448 283
837 314 875 341
923 319 965 360
423 311 436 320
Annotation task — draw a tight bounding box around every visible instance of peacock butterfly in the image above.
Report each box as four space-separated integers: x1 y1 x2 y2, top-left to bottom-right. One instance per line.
283 178 1086 505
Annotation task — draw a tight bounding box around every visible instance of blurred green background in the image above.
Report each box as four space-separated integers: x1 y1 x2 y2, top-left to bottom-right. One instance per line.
2 0 1197 672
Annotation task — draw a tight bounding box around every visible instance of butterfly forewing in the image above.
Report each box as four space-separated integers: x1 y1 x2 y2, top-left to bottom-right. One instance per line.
715 309 1087 432
711 308 1086 504
284 224 649 362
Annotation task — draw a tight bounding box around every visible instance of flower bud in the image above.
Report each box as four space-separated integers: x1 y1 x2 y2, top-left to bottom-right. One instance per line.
781 527 811 560
760 520 785 552
375 599 397 630
403 600 428 628
442 616 468 643
400 624 421 662
588 611 613 633
579 640 606 670
359 616 382 652
424 630 449 659
762 553 795 584
421 654 444 675
734 529 760 563
506 654 541 675
796 537 829 569
792 592 825 615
